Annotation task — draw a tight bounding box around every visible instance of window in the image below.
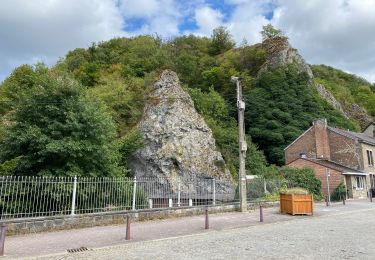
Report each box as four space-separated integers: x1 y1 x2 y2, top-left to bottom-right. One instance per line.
355 176 364 189
367 150 374 167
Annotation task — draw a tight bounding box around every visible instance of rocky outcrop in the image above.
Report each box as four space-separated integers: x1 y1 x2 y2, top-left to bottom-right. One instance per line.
129 70 234 197
315 83 348 118
345 103 374 130
259 37 373 128
260 36 313 78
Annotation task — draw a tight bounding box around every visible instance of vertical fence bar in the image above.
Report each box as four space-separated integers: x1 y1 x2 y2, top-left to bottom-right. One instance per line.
212 178 216 206
70 176 77 215
0 223 7 256
132 176 137 211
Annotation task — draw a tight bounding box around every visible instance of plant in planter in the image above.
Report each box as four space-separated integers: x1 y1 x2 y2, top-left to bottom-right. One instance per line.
280 187 313 215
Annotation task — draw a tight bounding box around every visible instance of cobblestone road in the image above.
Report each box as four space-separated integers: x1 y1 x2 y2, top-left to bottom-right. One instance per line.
17 200 375 260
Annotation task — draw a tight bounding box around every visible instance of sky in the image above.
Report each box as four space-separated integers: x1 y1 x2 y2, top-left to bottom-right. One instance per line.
1 0 375 83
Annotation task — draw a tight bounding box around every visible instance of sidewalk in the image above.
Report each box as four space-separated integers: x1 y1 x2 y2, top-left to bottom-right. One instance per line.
3 199 374 259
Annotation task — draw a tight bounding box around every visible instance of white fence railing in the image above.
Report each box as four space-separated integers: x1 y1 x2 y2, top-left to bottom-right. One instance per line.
0 176 237 220
0 176 289 220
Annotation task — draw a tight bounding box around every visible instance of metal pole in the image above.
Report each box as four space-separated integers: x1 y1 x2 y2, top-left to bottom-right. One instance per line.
205 207 209 229
132 176 137 211
370 189 373 203
0 223 7 256
232 76 247 212
177 178 181 207
259 205 264 222
71 176 77 215
212 178 216 206
326 168 330 206
125 215 131 240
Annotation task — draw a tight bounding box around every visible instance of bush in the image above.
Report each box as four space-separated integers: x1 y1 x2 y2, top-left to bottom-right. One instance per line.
280 187 309 195
331 182 346 201
280 167 324 200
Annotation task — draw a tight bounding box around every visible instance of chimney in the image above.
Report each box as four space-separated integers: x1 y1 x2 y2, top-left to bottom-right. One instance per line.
313 119 330 160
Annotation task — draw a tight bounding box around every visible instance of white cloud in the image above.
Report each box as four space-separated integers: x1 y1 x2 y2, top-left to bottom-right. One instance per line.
0 0 124 81
194 6 224 35
271 0 375 83
120 0 182 37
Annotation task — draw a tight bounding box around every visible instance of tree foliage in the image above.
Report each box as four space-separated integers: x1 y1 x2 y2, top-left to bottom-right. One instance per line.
261 24 283 41
312 64 375 118
280 166 323 200
246 64 358 165
209 26 236 55
0 72 121 177
0 27 364 179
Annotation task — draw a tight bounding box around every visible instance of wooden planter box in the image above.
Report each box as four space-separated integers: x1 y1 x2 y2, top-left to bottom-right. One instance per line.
280 193 313 215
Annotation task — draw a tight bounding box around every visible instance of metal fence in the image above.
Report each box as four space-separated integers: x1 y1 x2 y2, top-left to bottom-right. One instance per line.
0 176 291 220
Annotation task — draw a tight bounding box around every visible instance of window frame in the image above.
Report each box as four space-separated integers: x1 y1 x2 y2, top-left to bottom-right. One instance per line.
366 150 373 167
355 176 364 190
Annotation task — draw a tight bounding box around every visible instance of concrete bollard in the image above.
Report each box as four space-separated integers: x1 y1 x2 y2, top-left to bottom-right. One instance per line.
259 205 264 222
205 207 209 230
0 223 7 257
343 197 346 205
125 215 131 240
370 191 373 203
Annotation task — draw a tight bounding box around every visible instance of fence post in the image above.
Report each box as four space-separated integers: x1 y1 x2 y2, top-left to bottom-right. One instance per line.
177 178 181 207
132 176 137 211
189 198 193 207
125 215 131 240
149 199 153 209
70 176 77 215
0 223 7 257
264 178 267 194
212 178 216 206
369 190 373 203
205 207 209 229
169 198 173 208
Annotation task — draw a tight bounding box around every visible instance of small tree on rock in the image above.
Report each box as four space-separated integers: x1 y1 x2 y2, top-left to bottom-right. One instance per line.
261 24 283 41
209 26 235 55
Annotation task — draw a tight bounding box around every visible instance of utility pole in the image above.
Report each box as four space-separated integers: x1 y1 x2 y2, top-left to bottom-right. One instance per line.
231 76 247 212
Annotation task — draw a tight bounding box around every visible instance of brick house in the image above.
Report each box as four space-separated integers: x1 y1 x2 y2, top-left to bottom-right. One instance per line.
284 119 375 199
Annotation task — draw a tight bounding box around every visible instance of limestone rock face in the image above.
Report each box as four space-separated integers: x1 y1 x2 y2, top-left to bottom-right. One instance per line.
129 70 234 196
260 36 313 78
315 83 348 118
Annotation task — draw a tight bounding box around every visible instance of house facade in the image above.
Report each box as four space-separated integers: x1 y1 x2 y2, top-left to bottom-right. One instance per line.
285 119 375 199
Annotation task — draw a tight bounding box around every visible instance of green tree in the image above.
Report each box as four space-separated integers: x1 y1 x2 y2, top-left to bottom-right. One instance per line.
261 24 283 41
280 166 323 200
209 26 235 55
0 72 121 177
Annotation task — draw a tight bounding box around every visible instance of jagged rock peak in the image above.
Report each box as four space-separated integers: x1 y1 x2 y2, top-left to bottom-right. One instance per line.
260 36 313 78
129 70 234 196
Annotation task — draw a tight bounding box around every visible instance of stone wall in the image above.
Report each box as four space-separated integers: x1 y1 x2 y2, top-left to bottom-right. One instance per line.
328 130 361 170
3 203 278 236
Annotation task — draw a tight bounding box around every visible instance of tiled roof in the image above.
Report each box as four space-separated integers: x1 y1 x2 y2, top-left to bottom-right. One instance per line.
304 158 364 173
328 126 375 145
